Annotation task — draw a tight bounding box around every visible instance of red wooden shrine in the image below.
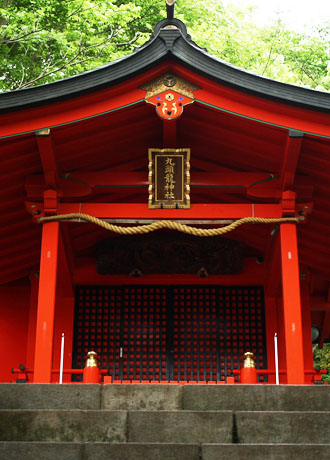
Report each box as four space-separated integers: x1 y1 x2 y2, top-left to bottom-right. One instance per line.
1 14 330 386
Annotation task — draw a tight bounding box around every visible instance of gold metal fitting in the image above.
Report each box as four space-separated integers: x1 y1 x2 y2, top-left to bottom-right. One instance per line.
85 351 98 368
243 352 256 368
35 128 50 136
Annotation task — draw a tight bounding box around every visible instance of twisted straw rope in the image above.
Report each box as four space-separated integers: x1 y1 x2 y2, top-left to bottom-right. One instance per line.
38 213 302 237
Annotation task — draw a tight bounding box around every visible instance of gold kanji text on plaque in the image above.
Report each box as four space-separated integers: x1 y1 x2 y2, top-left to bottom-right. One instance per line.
148 148 190 209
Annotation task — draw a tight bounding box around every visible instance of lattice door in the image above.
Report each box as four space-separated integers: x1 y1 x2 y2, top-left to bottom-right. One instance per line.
120 287 167 381
73 285 267 382
172 286 267 382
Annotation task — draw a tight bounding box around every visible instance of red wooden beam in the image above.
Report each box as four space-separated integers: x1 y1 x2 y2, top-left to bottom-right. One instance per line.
280 223 305 384
69 171 273 187
26 171 313 201
163 120 176 147
280 130 303 190
56 202 284 219
35 129 60 189
27 171 272 199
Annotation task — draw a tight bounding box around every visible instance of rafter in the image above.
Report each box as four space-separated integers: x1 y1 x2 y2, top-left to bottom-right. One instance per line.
280 130 304 190
35 129 60 189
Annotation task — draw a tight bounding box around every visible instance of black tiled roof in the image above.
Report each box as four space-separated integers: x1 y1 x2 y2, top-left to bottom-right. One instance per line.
1 18 330 113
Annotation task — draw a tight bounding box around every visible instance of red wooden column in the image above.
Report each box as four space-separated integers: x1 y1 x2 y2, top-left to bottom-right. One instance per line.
33 222 60 383
26 272 39 368
280 223 305 384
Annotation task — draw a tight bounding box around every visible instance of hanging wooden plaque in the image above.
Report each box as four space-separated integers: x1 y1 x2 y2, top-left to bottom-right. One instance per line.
148 148 190 209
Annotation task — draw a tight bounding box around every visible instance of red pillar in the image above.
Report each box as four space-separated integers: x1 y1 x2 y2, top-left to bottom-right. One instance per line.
26 273 39 368
280 223 305 384
33 222 60 383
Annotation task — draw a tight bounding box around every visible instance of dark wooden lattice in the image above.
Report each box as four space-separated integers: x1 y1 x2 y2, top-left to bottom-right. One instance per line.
73 285 267 382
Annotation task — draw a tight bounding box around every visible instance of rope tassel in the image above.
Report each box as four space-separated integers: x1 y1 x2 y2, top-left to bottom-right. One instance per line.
38 213 303 237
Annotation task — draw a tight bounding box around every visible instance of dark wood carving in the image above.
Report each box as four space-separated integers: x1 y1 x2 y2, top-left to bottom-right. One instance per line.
96 232 244 275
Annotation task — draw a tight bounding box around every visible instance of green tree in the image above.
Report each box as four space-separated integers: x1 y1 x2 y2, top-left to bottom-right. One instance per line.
0 0 165 91
314 343 330 383
0 0 329 92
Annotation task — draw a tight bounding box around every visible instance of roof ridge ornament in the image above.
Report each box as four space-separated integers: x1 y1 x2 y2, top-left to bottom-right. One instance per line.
166 0 176 20
141 74 199 120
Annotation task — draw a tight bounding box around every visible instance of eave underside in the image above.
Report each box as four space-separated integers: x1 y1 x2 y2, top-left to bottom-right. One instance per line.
1 91 330 295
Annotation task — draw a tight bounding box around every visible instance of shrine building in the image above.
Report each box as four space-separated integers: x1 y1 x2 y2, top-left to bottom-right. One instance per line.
1 7 330 386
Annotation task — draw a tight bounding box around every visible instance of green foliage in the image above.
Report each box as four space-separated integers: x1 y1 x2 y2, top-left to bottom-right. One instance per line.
0 0 329 92
0 0 163 91
314 343 330 383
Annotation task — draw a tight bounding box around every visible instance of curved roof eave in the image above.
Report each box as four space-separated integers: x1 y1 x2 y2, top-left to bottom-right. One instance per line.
0 28 171 113
1 18 330 114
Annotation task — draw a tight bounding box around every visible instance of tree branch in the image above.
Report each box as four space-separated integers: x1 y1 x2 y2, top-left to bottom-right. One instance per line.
1 28 43 45
15 29 136 90
115 32 139 47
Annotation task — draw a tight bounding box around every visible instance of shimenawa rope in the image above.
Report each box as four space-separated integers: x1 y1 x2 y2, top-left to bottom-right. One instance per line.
38 213 302 237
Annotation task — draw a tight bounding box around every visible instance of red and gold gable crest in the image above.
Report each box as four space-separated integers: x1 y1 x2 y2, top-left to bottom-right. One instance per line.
141 74 199 120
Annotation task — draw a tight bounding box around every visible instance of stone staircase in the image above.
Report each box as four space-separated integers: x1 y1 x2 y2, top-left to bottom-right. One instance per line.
1 383 330 459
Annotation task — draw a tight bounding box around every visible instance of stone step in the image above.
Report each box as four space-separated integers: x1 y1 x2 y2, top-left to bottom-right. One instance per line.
1 443 330 460
0 384 101 410
2 383 330 411
202 444 330 460
182 384 330 411
0 410 127 443
0 442 83 460
102 383 182 410
127 410 233 443
0 410 233 443
2 408 330 444
236 411 330 444
86 443 200 460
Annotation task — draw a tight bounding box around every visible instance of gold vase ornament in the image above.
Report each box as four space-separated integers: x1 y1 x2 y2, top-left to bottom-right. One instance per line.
85 351 98 368
243 352 256 368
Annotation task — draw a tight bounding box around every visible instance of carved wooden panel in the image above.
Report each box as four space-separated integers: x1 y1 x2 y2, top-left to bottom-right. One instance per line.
96 232 243 275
